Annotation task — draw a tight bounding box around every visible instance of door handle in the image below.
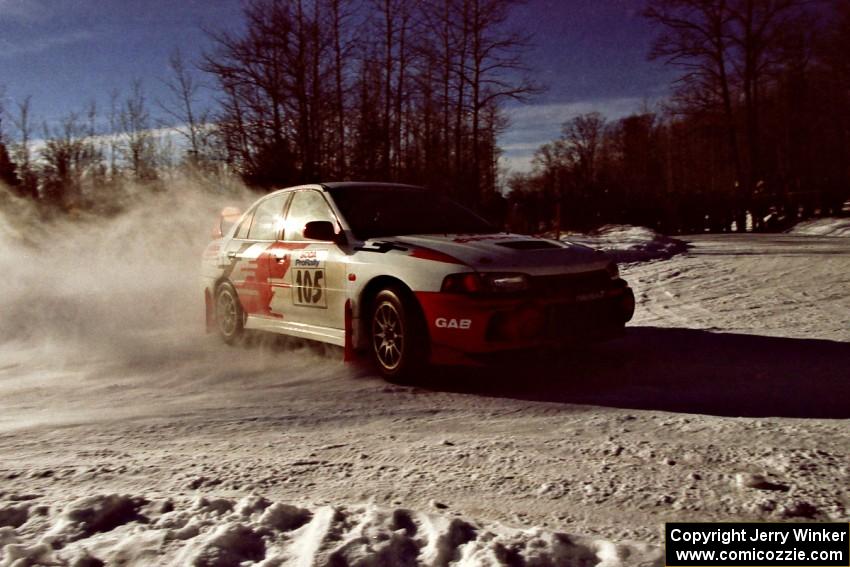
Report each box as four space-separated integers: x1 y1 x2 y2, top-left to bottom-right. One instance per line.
226 251 237 259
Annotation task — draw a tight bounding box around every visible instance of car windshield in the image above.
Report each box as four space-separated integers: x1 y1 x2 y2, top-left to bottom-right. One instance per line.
327 186 496 240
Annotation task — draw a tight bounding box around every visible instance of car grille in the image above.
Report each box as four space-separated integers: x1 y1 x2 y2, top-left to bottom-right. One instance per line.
545 298 622 338
531 270 611 297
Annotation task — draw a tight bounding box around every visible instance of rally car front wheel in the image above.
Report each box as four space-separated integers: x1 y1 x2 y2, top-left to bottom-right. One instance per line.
215 282 245 345
369 288 428 382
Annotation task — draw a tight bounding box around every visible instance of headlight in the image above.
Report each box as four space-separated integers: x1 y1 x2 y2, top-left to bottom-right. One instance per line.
606 261 619 280
483 273 530 293
441 273 530 294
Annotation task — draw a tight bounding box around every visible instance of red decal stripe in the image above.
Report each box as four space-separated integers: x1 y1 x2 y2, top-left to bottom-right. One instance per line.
256 242 310 316
409 247 464 265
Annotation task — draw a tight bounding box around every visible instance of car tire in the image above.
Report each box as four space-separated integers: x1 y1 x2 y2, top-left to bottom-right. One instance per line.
369 287 428 382
215 281 245 345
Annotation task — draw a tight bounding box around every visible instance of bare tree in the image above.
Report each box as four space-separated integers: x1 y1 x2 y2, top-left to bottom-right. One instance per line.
9 96 37 198
107 89 121 179
645 0 742 204
203 0 321 185
464 0 538 199
120 80 158 181
645 0 811 230
159 48 209 166
562 112 605 187
370 0 414 177
727 0 809 227
327 0 353 177
40 112 101 207
202 0 537 201
0 89 21 194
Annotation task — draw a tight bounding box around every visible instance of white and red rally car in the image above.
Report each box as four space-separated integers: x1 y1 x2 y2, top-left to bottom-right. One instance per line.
201 183 635 380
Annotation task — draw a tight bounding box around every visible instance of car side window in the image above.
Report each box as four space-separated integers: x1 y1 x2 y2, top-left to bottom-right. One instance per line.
234 209 255 239
247 194 287 240
285 191 336 241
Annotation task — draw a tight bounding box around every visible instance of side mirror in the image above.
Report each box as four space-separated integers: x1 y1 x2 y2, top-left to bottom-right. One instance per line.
303 220 339 242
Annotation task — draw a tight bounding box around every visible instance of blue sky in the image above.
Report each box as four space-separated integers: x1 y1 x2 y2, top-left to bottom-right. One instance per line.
0 0 676 172
501 0 676 170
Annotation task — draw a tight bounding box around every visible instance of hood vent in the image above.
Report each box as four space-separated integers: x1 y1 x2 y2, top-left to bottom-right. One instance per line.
496 240 560 250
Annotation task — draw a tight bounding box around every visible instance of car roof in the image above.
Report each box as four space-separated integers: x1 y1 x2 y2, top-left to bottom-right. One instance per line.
320 181 426 191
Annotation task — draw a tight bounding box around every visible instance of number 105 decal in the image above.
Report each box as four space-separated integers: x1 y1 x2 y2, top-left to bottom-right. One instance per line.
293 269 327 308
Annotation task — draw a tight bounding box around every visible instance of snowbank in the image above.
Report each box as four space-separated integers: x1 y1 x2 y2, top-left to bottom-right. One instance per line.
561 225 688 263
0 493 661 567
787 217 850 237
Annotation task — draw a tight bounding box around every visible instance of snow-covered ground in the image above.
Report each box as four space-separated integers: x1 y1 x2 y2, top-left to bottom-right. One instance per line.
0 494 659 566
0 192 848 566
788 217 850 237
562 225 688 263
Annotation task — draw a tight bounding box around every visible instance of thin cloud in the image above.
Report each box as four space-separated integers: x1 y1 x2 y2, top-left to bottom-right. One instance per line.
499 154 536 175
0 0 50 22
0 30 93 57
500 142 542 152
27 125 184 153
503 97 649 141
498 97 659 174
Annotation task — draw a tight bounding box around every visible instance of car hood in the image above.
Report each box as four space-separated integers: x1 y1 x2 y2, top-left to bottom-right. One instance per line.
386 233 612 275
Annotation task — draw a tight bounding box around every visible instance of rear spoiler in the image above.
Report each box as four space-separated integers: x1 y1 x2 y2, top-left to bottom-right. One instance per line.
212 206 243 239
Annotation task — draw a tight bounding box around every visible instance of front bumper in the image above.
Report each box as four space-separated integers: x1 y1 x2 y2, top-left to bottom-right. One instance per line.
415 279 635 365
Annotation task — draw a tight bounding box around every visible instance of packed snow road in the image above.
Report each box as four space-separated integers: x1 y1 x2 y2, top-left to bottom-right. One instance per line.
0 229 848 565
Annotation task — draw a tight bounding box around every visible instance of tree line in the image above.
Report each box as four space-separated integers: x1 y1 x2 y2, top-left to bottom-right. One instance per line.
0 77 193 214
1 0 847 234
204 0 536 208
509 0 850 234
0 0 535 215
